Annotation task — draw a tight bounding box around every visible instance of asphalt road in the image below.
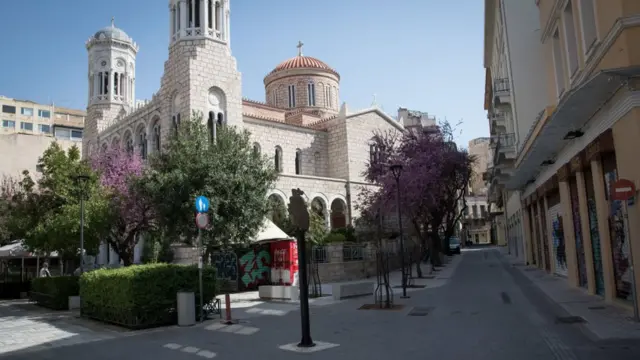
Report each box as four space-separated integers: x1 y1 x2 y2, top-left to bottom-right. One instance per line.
4 248 640 360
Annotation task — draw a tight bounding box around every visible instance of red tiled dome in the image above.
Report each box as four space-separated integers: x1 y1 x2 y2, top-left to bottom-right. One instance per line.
267 55 339 78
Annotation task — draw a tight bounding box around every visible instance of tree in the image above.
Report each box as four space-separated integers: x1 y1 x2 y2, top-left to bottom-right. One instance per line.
357 122 472 273
8 143 108 260
268 196 295 236
139 113 279 252
0 176 20 246
91 146 156 266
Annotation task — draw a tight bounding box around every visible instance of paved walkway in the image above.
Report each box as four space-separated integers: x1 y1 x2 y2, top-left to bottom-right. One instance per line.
5 248 640 360
500 248 640 340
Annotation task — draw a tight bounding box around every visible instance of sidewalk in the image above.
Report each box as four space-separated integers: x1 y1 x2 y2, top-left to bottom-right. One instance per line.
500 250 640 340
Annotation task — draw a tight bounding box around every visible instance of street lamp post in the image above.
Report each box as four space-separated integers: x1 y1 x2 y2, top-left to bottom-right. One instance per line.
75 174 90 274
390 164 409 299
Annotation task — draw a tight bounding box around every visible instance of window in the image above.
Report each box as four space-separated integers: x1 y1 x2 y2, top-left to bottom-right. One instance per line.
139 130 147 159
562 2 579 77
578 0 598 54
272 91 278 106
55 128 71 139
20 122 33 131
472 205 478 218
287 85 296 108
38 109 51 118
207 111 216 143
2 120 15 128
307 83 315 106
253 143 261 157
39 124 51 133
215 1 221 31
551 29 566 96
207 0 213 28
274 146 283 173
480 205 486 217
2 105 16 114
153 123 161 152
21 107 33 116
125 136 134 154
325 87 332 108
369 144 379 163
71 130 83 140
295 149 302 175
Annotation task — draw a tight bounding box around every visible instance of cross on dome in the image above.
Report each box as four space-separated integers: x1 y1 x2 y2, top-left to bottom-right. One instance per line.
111 17 115 27
297 41 304 56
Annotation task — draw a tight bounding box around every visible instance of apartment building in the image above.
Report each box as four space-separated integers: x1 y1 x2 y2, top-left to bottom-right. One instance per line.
0 96 85 178
459 138 492 245
500 0 640 312
483 0 549 260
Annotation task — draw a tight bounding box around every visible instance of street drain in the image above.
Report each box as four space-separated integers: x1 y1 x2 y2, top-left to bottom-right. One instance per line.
358 304 405 311
500 292 512 304
588 306 606 310
555 316 587 324
408 306 434 316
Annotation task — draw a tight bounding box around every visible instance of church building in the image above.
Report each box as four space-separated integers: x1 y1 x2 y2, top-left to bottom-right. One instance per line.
83 0 413 255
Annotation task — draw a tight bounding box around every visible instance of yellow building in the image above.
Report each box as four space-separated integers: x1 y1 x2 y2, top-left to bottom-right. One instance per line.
494 1 640 311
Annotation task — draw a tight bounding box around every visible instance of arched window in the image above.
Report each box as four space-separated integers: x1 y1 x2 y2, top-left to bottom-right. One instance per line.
104 71 109 94
295 149 302 175
101 143 109 152
187 0 193 26
207 0 213 28
139 129 147 159
207 111 215 143
215 1 221 31
125 133 134 154
253 143 261 157
153 122 161 152
274 146 282 173
217 112 224 126
307 83 315 106
113 72 119 96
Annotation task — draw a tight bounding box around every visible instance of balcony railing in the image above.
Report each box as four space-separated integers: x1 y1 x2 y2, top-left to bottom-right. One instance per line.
493 78 510 93
491 133 516 148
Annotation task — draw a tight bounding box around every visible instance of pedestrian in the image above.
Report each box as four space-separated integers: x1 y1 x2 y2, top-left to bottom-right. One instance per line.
39 262 51 278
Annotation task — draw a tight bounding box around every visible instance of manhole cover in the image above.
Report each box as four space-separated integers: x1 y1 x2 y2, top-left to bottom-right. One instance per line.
408 306 434 316
555 316 587 324
588 306 606 310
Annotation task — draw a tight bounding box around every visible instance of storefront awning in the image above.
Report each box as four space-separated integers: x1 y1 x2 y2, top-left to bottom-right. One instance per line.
251 218 294 243
507 68 640 190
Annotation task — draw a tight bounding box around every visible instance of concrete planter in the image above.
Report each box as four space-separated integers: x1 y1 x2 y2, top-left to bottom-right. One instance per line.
258 285 298 301
68 296 81 310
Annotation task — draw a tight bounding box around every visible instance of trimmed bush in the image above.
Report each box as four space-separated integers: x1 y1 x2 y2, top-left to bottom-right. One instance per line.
79 263 217 329
30 276 80 310
323 232 346 243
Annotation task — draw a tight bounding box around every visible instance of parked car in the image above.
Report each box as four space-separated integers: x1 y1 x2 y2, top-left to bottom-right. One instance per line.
449 237 461 254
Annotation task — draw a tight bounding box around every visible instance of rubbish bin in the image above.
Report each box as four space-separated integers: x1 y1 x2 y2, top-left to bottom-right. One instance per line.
177 292 196 326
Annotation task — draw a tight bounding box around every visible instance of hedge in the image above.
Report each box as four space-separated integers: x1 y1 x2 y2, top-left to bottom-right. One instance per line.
30 276 80 310
79 263 217 329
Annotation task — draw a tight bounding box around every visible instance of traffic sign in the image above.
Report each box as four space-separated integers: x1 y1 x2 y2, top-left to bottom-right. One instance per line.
195 196 210 213
611 179 636 201
195 213 209 229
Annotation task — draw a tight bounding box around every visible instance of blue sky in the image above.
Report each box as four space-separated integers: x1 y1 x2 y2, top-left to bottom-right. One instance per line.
0 0 487 147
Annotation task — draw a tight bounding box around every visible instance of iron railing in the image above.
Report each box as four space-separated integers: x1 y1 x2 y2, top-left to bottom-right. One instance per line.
491 133 516 148
493 78 510 93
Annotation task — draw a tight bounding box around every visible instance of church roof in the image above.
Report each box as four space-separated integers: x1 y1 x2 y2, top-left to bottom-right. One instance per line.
268 55 339 78
93 18 132 43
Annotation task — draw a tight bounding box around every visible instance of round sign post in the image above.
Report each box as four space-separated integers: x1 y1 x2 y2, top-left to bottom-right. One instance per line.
194 207 210 323
611 178 639 322
195 213 209 229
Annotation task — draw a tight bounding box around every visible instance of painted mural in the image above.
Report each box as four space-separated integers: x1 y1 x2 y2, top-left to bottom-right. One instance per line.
237 244 272 291
587 198 605 295
211 250 238 290
570 183 588 288
607 171 634 302
550 210 567 277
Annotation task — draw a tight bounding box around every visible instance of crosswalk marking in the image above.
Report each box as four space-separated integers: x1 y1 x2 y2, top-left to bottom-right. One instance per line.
204 323 260 336
163 342 217 358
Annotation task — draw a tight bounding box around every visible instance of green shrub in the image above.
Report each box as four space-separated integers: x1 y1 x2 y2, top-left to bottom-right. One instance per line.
79 263 217 329
323 232 346 243
30 276 79 310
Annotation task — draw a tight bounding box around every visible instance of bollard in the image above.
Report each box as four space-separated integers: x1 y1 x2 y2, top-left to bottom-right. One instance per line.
221 293 237 325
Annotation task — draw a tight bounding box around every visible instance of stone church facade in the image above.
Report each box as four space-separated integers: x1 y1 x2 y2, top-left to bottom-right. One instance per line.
83 0 410 251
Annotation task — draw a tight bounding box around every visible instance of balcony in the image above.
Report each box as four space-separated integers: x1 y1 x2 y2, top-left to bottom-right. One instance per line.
490 133 516 152
488 110 507 135
493 78 511 106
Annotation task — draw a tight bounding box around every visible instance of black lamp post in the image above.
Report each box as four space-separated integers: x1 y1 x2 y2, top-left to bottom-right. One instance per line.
75 174 90 274
390 163 409 299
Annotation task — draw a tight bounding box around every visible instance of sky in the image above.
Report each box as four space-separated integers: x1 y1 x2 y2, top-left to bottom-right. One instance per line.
0 0 488 148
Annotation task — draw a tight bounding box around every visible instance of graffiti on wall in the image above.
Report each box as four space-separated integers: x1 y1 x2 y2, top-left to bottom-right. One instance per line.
211 251 238 281
238 246 272 290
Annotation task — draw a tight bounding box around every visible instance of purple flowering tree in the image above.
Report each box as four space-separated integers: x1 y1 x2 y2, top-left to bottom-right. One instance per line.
91 147 156 266
358 123 472 274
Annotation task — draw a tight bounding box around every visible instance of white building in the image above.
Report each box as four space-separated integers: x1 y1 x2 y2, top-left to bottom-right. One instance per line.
483 0 548 261
84 0 410 264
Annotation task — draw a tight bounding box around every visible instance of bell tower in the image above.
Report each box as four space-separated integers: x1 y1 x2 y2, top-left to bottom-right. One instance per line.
85 18 139 157
161 0 242 129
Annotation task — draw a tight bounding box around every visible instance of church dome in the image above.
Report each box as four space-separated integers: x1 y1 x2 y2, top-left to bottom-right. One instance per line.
93 21 132 43
268 55 339 78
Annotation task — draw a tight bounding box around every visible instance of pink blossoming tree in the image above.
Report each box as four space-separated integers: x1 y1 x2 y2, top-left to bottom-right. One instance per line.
358 123 472 274
91 146 156 266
